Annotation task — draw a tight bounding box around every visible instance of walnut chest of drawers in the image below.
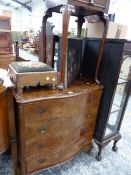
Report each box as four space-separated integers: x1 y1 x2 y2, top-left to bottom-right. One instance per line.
14 79 103 175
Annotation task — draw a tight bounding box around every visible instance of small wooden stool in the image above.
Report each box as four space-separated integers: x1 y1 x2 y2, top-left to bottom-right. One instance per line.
9 61 58 94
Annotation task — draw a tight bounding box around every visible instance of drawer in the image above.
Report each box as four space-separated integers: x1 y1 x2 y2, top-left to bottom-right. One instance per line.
26 138 90 174
25 123 93 157
24 111 96 141
23 92 99 124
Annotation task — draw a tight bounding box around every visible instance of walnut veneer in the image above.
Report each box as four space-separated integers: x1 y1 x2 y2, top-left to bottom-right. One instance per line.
14 79 103 174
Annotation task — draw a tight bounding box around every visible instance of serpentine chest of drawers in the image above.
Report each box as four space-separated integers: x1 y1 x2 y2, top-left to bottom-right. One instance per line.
14 79 103 174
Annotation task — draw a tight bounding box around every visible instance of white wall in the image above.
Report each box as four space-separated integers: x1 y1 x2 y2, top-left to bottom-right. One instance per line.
109 0 131 39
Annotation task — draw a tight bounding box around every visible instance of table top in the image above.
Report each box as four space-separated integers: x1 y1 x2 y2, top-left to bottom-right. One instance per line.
14 78 103 103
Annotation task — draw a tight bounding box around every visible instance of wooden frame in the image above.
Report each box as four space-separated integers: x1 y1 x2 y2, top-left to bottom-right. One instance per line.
0 16 12 55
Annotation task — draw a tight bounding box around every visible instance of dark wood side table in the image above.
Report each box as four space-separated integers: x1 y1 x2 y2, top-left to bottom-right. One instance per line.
0 69 18 175
42 0 110 88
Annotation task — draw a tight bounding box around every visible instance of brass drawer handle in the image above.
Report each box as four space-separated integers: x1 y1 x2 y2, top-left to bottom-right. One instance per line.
85 113 91 118
37 108 47 114
38 158 46 164
80 128 88 137
37 144 46 149
37 127 46 133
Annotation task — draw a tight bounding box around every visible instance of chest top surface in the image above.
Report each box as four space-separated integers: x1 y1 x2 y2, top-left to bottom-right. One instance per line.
14 78 103 103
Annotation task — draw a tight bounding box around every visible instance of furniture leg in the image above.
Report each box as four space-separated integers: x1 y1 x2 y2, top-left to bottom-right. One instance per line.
76 17 85 38
11 139 19 175
60 5 75 88
42 10 52 63
85 143 93 154
96 144 103 161
6 89 18 175
95 14 109 84
112 134 121 152
15 41 19 61
112 140 118 152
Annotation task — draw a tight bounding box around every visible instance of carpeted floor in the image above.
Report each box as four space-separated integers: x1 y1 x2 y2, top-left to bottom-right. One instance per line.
0 99 131 175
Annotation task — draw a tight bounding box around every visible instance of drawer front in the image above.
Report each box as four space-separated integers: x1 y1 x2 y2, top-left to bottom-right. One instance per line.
25 123 93 157
26 138 90 174
24 110 96 141
23 91 100 124
23 89 102 124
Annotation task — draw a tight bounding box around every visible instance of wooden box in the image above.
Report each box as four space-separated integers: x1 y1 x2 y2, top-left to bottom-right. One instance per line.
86 21 128 39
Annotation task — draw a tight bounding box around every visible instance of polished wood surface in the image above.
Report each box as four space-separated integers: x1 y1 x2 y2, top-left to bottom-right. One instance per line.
14 79 103 174
0 70 18 175
0 85 9 153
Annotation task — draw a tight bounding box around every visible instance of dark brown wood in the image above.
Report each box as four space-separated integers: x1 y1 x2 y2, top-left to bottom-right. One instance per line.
94 133 121 161
14 79 103 174
42 10 52 63
43 0 110 88
95 14 109 83
60 5 75 88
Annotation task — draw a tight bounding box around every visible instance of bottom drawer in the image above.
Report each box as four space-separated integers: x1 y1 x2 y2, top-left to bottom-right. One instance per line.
26 138 90 174
25 123 94 157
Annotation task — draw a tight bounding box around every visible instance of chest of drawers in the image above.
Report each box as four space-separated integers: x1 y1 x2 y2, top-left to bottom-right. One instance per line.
14 79 103 174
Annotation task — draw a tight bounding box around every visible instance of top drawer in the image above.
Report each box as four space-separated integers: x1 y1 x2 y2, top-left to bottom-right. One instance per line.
18 89 102 124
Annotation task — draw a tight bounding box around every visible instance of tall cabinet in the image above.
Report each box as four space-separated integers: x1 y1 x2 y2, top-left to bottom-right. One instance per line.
82 39 130 160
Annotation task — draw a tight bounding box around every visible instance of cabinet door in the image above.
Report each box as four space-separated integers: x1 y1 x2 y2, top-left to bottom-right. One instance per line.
104 54 131 138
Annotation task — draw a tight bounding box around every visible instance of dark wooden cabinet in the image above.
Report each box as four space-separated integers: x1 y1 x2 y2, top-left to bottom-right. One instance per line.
82 38 131 160
14 79 103 174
